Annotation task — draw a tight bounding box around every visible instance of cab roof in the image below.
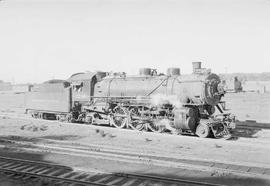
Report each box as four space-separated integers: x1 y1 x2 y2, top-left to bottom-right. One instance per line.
67 72 97 82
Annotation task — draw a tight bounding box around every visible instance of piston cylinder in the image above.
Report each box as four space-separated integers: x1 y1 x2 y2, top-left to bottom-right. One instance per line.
173 107 197 131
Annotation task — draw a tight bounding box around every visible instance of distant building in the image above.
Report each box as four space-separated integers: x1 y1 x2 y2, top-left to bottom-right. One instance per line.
0 81 12 91
12 84 33 93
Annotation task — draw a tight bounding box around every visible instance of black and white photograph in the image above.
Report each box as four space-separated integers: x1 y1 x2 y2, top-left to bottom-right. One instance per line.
0 0 269 185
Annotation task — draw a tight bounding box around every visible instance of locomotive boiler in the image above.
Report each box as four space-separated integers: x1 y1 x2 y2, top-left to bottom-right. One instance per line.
25 62 235 138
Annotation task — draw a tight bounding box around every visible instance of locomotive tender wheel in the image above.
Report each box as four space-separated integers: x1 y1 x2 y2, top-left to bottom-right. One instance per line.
66 114 72 123
195 123 210 138
85 115 93 125
129 108 144 131
111 106 128 128
56 115 67 122
56 115 63 121
38 113 43 119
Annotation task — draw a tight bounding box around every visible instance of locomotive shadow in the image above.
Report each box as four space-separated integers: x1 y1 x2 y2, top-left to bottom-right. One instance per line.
230 120 270 139
0 148 53 164
0 134 85 143
128 171 270 186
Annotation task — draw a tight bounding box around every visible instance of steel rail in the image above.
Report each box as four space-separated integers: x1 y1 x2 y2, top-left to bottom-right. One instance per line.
0 156 226 186
0 167 108 186
1 138 270 180
116 173 225 186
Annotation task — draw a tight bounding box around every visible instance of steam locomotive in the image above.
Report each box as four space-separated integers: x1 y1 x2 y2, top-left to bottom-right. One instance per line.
25 62 235 138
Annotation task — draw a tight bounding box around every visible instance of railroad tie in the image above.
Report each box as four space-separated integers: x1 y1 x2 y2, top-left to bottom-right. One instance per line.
121 179 138 186
4 163 24 170
77 173 101 182
13 174 25 179
0 161 10 166
57 171 76 178
12 164 32 171
5 173 17 177
94 175 113 183
53 180 67 185
106 177 125 185
21 175 34 181
137 180 151 186
45 169 65 176
30 167 51 174
0 162 17 168
68 172 89 180
33 167 55 175
19 165 41 172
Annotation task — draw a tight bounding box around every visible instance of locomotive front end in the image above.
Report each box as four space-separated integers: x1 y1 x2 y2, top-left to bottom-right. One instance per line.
202 73 225 106
172 62 236 138
200 71 236 138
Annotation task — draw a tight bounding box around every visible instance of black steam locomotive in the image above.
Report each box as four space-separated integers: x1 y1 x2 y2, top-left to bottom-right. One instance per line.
25 62 235 138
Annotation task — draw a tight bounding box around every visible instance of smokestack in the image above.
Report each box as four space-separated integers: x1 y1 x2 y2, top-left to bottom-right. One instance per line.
192 62 202 73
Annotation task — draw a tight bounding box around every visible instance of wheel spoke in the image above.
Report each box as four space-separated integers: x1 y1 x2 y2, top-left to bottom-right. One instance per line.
129 108 144 131
195 123 210 138
147 120 163 133
111 106 128 128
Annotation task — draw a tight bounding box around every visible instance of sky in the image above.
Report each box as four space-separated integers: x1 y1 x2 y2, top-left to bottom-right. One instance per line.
0 0 270 83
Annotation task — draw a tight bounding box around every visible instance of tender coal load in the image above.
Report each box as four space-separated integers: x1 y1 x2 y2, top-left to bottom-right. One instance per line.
139 68 152 76
167 68 180 76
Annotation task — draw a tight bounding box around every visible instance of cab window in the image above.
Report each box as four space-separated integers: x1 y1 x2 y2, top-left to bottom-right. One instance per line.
73 82 83 92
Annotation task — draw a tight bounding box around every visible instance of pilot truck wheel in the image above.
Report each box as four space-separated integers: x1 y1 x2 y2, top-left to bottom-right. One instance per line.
195 123 210 138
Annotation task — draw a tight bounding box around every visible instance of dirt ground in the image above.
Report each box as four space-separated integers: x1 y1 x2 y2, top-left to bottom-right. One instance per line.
0 92 269 185
0 117 270 185
224 92 270 124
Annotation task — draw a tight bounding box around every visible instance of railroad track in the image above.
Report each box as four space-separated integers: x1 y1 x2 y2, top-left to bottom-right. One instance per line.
236 123 270 130
0 156 223 186
1 137 270 180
